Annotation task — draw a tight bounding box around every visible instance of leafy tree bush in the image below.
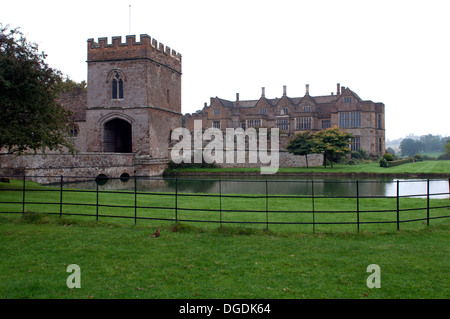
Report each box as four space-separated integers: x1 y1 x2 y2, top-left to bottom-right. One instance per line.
437 153 450 160
351 151 362 160
312 127 353 168
400 138 424 158
383 153 394 161
287 127 353 168
386 147 396 156
379 158 388 167
0 24 74 155
414 154 423 162
286 131 315 167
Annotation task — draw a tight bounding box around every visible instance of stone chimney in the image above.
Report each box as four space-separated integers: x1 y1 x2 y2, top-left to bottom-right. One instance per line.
337 83 341 96
261 87 265 97
236 93 239 102
305 84 310 95
283 85 287 96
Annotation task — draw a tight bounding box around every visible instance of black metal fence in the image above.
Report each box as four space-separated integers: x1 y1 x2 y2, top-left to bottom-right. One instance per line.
1 175 449 232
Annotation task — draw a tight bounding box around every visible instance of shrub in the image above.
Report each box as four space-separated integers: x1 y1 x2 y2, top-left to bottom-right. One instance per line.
166 160 218 171
414 154 423 162
379 158 388 167
437 153 450 160
380 158 410 168
383 153 394 161
351 151 362 160
389 159 411 167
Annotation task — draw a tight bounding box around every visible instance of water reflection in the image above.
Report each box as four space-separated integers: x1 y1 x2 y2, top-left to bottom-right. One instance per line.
65 176 449 199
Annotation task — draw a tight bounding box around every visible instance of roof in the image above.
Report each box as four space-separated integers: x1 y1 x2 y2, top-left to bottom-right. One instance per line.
210 93 339 109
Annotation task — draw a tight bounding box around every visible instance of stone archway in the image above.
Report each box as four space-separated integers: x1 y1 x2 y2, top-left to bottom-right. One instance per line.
104 118 132 153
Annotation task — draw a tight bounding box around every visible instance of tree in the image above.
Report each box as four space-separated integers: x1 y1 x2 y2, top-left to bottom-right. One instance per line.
419 134 444 152
437 140 450 160
445 140 450 155
286 130 315 167
313 127 354 168
399 138 424 158
386 147 396 157
0 24 74 155
56 76 87 93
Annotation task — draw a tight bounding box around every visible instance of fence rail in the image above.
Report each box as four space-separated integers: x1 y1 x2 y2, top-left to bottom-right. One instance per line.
1 175 449 232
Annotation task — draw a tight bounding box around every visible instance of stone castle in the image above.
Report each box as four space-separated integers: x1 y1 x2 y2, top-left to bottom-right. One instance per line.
0 33 385 181
1 34 183 181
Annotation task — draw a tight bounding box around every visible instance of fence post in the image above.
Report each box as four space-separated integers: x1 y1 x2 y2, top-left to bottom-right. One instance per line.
265 180 269 231
59 175 64 218
22 175 26 215
426 179 430 226
175 178 178 223
356 180 360 232
96 180 99 221
311 180 315 234
396 180 400 231
134 177 137 225
219 179 222 227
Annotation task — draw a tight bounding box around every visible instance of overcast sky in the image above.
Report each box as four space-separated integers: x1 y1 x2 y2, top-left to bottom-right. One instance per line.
2 0 449 140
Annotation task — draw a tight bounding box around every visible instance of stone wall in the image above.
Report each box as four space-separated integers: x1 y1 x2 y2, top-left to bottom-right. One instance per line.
215 151 323 169
0 153 167 184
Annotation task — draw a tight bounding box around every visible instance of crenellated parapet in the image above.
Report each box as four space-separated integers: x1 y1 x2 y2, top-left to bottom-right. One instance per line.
87 34 182 73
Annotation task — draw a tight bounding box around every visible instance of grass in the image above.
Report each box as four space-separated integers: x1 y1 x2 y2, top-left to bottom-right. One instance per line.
1 178 449 299
0 214 448 299
166 160 450 175
1 178 449 233
423 151 445 158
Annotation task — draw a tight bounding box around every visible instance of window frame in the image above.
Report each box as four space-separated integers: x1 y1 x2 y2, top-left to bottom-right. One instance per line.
350 136 361 152
295 117 312 130
339 112 361 128
276 119 289 131
110 70 125 100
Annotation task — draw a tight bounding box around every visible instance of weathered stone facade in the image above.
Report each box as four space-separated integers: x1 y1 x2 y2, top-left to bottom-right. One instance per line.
185 84 385 156
1 33 386 180
0 34 182 181
215 151 323 169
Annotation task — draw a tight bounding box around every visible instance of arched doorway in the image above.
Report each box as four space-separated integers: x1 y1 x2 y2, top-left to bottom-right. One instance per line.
104 118 132 153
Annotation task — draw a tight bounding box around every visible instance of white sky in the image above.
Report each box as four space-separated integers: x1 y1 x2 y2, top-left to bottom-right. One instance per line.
2 0 449 140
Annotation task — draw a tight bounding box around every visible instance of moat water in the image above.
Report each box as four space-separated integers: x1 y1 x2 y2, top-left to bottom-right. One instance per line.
66 175 450 199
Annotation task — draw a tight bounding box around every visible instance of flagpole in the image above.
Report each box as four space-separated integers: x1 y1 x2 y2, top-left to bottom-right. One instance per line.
129 5 131 35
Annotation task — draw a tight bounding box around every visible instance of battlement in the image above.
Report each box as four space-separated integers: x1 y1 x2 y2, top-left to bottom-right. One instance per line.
87 34 182 73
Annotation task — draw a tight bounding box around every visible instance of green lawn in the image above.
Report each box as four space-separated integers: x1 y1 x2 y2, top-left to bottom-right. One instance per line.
1 178 449 299
0 214 448 299
423 151 445 158
1 178 449 233
167 160 450 175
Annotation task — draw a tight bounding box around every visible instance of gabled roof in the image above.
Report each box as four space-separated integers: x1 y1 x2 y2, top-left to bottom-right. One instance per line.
273 94 295 107
313 95 338 104
337 87 363 102
199 85 375 113
239 100 258 108
217 98 235 108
